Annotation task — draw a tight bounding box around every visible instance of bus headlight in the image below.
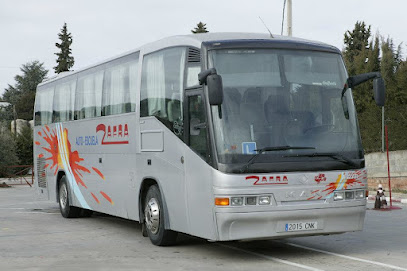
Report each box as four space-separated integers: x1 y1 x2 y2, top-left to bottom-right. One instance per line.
259 196 271 205
334 191 344 201
345 191 354 200
231 197 244 206
246 196 257 205
355 190 365 199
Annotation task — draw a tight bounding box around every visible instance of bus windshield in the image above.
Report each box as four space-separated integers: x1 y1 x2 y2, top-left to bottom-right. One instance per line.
209 49 363 171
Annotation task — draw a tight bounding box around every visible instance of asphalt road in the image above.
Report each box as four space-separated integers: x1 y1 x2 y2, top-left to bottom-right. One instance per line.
1 186 406 271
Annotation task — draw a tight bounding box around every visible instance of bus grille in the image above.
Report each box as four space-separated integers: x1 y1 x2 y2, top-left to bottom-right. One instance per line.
37 157 47 188
188 48 201 63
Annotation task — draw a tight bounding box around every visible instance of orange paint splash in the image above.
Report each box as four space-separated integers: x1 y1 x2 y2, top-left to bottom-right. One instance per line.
344 179 357 188
65 134 89 188
92 167 105 180
100 191 114 205
321 176 361 198
41 128 59 173
37 125 112 206
322 182 337 195
91 193 100 204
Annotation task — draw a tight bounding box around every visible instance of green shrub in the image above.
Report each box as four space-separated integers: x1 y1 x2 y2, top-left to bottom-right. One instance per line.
15 125 33 166
0 128 19 177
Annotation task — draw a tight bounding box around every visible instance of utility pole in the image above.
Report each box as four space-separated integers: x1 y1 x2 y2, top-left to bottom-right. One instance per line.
287 0 293 36
382 106 385 152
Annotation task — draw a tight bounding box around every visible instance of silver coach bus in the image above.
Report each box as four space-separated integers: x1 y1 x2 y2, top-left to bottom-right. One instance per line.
34 33 385 246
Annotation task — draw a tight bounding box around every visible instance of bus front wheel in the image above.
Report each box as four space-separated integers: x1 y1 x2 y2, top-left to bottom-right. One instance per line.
144 185 177 246
58 176 81 218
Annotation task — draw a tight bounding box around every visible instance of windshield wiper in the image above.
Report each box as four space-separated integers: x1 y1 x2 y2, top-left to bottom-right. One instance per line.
240 146 315 173
285 152 359 168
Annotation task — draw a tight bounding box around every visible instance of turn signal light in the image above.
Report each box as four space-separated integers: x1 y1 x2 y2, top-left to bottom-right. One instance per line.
215 197 230 206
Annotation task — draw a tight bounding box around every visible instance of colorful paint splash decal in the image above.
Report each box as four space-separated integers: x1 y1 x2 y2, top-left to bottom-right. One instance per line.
92 167 105 180
307 171 365 200
100 191 114 205
36 124 114 207
91 193 100 204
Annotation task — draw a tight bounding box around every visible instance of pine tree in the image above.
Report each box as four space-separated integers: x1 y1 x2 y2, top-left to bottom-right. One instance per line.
343 21 371 76
191 22 209 34
54 23 75 73
343 22 407 152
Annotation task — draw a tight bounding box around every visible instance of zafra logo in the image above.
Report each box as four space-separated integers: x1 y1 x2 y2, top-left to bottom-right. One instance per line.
246 175 289 185
96 124 129 145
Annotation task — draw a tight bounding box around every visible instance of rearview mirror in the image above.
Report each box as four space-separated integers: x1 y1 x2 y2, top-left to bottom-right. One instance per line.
207 74 223 106
373 77 385 107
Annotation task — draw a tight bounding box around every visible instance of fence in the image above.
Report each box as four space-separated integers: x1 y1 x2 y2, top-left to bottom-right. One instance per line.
0 165 34 187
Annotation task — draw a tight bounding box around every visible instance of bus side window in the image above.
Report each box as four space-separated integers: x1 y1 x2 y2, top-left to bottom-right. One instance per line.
102 54 139 116
140 47 186 139
53 80 76 123
188 94 208 160
34 86 54 126
75 71 103 120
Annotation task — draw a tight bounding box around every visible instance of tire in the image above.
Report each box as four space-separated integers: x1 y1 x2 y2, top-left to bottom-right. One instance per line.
144 185 177 246
141 222 148 237
58 176 81 218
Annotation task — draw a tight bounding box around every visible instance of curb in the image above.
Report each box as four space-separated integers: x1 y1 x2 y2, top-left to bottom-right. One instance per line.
368 195 407 204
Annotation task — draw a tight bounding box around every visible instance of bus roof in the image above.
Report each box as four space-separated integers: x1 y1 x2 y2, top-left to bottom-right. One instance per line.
38 32 340 87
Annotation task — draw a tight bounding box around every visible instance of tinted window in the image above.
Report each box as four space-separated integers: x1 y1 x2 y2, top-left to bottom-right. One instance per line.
75 70 103 120
53 79 76 122
103 54 139 115
34 86 54 126
140 47 186 138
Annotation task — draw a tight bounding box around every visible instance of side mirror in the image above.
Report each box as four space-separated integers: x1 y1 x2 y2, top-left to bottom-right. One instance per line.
207 74 223 106
373 77 385 107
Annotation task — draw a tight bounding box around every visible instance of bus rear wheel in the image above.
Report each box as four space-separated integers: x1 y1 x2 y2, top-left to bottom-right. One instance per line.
144 185 177 246
58 176 81 218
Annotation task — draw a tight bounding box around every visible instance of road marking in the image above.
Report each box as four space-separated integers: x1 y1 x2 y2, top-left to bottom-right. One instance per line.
285 242 407 271
219 244 324 271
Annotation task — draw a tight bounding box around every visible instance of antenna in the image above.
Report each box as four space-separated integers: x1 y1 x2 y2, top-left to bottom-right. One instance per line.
258 16 274 38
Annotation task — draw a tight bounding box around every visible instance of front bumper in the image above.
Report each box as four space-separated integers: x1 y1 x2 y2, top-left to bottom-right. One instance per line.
215 205 366 241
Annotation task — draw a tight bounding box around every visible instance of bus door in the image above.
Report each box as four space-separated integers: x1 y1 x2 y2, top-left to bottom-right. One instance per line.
184 88 216 239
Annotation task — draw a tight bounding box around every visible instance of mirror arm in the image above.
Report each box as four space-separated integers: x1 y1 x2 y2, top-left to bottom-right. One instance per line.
198 68 218 85
347 72 381 89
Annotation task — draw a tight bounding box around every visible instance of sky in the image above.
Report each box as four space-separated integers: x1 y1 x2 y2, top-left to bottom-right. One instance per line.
1 0 406 97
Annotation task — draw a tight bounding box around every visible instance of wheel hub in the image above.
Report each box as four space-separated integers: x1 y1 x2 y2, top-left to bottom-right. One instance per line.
144 198 160 235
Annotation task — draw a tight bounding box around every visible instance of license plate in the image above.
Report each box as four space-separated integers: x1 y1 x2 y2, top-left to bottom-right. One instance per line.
285 221 317 232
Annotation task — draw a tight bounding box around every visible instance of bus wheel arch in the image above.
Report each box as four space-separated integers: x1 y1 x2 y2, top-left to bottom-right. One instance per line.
56 171 67 203
139 178 177 245
58 175 81 218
